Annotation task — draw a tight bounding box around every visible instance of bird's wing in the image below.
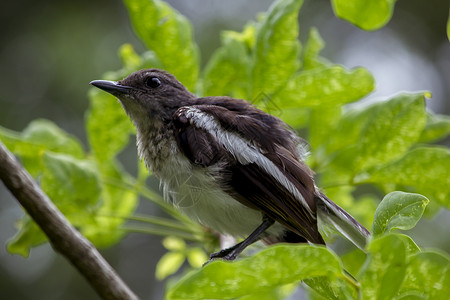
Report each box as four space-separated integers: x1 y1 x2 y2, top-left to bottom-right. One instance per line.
173 105 324 243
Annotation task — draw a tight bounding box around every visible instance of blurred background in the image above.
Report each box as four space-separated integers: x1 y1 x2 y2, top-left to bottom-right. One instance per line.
0 0 449 299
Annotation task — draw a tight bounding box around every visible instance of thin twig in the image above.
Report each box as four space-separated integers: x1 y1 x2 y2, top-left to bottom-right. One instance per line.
0 141 138 300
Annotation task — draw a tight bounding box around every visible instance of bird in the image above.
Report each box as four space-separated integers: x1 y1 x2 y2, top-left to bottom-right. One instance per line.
90 69 370 261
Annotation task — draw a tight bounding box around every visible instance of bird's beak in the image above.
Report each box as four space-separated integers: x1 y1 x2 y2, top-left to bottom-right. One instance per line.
89 80 132 96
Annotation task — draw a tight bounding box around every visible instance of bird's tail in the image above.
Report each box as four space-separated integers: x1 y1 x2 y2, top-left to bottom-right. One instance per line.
315 192 370 251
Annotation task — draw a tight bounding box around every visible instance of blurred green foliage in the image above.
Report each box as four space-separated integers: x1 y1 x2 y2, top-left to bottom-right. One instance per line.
0 0 449 299
331 0 397 30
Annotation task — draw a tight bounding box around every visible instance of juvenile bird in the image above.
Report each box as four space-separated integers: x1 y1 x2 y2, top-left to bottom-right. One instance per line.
90 69 370 261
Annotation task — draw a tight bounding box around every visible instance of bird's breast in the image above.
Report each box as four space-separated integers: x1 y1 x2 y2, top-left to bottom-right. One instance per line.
158 153 283 238
136 125 285 238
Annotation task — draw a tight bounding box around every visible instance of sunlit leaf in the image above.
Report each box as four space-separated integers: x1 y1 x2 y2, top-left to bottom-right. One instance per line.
447 10 450 41
302 27 329 70
40 153 100 214
0 119 84 176
398 251 450 299
359 146 450 208
340 248 367 277
324 92 427 182
156 252 186 280
123 0 199 91
275 66 374 108
278 107 310 129
7 152 101 256
394 293 426 300
372 192 429 237
82 160 138 247
359 234 408 299
186 248 209 269
250 0 303 99
309 106 342 152
119 43 142 71
331 0 398 31
304 276 355 300
239 284 297 300
86 89 134 162
6 216 47 257
203 28 252 98
168 245 343 299
163 236 186 251
418 112 450 143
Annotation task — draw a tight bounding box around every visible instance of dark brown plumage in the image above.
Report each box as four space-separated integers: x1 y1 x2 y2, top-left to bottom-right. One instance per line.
90 68 370 261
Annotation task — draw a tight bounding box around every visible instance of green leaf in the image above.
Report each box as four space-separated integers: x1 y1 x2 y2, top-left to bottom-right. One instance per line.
304 276 355 300
163 236 186 251
349 195 378 230
104 44 164 81
123 0 199 91
250 0 303 99
239 285 296 300
7 216 47 257
394 293 426 300
156 252 186 280
119 43 142 72
302 27 329 70
86 64 140 248
168 245 343 299
0 119 84 176
331 0 398 31
118 43 164 74
324 92 427 182
82 160 139 247
340 249 367 277
40 153 100 217
275 66 374 108
359 234 408 300
372 192 429 237
418 112 450 143
7 152 101 256
309 106 342 151
398 251 450 299
21 119 84 157
447 9 450 41
202 28 252 98
86 88 134 162
278 107 310 129
397 234 421 255
186 248 209 269
359 146 450 208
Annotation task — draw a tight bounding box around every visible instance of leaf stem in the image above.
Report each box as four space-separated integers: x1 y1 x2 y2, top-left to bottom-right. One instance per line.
341 269 361 294
127 214 199 234
102 176 193 225
122 225 201 241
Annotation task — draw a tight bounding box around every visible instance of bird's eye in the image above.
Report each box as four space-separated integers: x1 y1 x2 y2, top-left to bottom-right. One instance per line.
145 76 161 88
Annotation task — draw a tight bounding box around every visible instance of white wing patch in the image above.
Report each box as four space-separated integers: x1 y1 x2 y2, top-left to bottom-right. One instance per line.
179 107 315 217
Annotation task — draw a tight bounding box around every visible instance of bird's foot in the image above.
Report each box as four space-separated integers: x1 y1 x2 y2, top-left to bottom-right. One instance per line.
203 247 239 266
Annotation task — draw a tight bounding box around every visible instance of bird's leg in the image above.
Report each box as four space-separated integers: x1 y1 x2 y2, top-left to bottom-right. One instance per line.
208 216 275 262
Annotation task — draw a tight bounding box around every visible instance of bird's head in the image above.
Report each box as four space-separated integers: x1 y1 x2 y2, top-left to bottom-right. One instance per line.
90 69 196 130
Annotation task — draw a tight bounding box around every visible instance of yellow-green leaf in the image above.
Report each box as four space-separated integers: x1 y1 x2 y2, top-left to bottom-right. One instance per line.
372 192 429 237
275 66 374 108
123 0 199 91
163 236 186 251
186 247 209 269
156 252 186 280
399 251 450 298
360 147 450 208
359 234 408 299
331 0 398 31
168 245 343 299
250 0 303 99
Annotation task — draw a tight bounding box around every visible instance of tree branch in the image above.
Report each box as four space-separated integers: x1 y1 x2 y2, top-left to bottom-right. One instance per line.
0 141 139 300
